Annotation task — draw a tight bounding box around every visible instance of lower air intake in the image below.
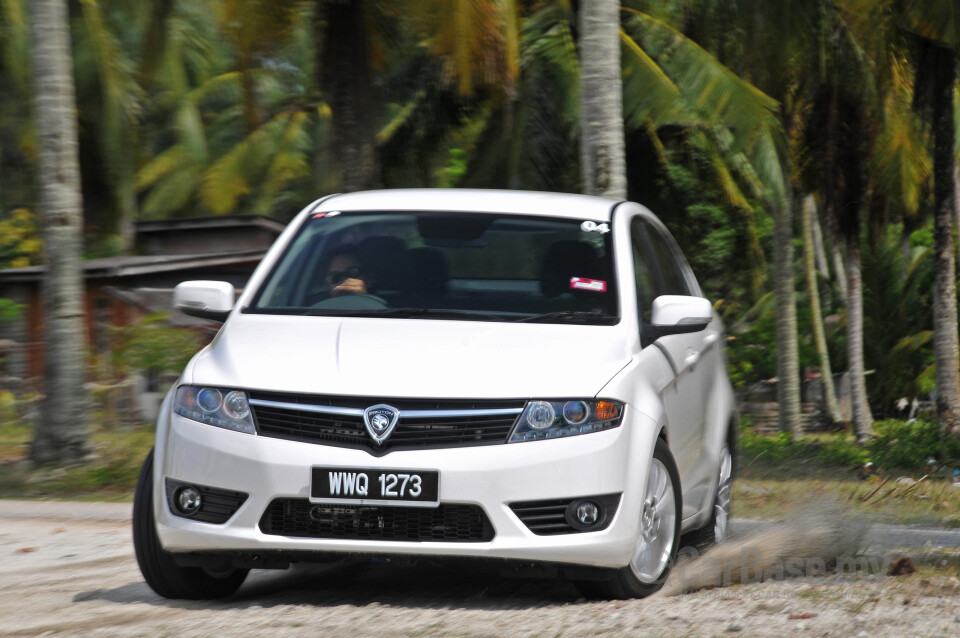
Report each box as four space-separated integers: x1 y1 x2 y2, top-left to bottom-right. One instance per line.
259 499 495 542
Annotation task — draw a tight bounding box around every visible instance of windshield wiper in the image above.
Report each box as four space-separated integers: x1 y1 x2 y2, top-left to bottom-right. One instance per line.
304 307 513 321
515 310 619 324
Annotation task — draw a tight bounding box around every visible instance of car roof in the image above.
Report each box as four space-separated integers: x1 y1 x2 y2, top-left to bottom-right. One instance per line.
313 189 621 221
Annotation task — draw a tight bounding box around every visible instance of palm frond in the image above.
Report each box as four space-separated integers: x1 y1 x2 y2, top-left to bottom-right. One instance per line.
250 111 311 216
377 94 425 145
619 28 683 131
522 3 579 130
200 111 295 215
414 0 514 96
140 167 202 219
620 8 787 203
0 0 29 96
870 98 931 219
897 0 960 47
621 8 781 150
79 0 143 124
135 144 190 191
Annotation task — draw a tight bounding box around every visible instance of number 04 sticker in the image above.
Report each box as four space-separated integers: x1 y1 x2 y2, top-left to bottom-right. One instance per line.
581 220 610 234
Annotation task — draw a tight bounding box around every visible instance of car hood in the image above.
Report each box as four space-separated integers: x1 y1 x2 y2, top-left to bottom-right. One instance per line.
187 314 632 399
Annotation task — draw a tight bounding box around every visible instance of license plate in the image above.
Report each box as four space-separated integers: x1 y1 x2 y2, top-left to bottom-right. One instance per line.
310 467 439 506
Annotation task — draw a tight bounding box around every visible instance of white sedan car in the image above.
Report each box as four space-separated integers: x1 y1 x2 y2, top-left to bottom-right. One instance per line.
133 189 736 600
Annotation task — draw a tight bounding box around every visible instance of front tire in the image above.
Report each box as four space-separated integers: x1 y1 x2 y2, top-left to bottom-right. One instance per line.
132 448 248 600
576 437 681 599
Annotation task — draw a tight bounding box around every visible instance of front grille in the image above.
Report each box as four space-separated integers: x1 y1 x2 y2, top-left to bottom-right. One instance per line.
164 479 248 524
249 391 523 454
259 499 495 542
510 493 621 535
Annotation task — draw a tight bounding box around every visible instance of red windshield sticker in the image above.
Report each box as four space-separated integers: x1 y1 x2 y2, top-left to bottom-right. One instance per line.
570 277 607 292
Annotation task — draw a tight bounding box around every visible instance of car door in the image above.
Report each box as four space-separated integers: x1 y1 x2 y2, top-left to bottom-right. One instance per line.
631 217 713 519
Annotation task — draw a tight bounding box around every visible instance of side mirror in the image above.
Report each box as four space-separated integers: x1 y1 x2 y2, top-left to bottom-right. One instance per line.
648 295 712 339
174 281 236 323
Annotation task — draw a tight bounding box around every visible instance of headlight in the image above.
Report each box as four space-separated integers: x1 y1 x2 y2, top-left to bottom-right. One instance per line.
173 386 256 434
509 399 623 442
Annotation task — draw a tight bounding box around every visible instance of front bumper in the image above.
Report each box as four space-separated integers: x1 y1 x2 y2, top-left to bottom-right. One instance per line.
155 408 655 569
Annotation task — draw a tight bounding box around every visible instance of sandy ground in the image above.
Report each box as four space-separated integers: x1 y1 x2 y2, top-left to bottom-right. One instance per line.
1 502 959 637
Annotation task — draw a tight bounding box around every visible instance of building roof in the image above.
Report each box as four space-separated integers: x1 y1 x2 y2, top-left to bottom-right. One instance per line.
0 250 266 284
315 189 621 220
135 215 287 235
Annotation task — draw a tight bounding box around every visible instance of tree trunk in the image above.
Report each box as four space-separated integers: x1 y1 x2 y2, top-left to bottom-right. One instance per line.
578 0 627 199
773 191 803 438
28 0 90 464
803 195 843 426
811 205 830 280
845 233 874 442
931 46 960 435
823 210 849 303
953 162 960 264
318 0 376 192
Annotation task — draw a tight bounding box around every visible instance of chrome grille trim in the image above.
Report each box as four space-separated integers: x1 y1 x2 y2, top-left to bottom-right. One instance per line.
248 398 522 420
395 408 523 418
248 392 526 453
249 399 364 417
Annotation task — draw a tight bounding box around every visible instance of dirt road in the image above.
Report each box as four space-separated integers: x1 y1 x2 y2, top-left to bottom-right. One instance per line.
1 501 958 637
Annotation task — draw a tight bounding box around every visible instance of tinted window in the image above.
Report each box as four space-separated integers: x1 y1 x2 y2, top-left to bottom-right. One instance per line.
636 219 691 297
249 212 618 324
630 219 658 324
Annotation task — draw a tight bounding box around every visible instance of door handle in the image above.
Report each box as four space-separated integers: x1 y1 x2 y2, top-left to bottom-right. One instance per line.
684 351 700 367
703 332 719 347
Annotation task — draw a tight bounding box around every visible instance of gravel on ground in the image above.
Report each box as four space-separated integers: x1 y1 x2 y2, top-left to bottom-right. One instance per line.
1 501 958 638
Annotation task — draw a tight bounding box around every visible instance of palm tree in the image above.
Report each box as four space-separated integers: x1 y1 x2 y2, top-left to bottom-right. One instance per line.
76 0 144 251
579 0 627 198
332 0 520 191
802 195 843 425
842 0 960 436
927 41 960 435
28 0 90 464
135 2 316 219
630 0 799 436
806 74 876 441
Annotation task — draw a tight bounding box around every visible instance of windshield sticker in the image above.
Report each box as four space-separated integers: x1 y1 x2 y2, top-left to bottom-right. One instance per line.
311 210 341 219
570 277 607 292
580 221 610 234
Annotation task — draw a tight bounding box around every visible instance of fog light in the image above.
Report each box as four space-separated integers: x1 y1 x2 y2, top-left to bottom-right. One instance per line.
576 501 600 526
176 486 202 514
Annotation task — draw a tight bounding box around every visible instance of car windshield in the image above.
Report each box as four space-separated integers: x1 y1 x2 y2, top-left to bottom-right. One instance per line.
248 211 619 324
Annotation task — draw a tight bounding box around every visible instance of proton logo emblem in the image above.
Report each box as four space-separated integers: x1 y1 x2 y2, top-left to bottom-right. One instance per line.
363 404 400 445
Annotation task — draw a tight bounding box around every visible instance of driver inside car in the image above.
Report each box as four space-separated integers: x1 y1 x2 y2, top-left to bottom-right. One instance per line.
324 247 371 297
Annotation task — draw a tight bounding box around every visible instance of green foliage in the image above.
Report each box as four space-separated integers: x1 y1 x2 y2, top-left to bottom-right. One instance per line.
725 292 819 388
862 226 935 416
868 419 960 469
437 148 468 187
0 423 155 497
658 157 770 308
0 298 21 323
739 426 871 467
910 226 934 248
740 418 960 472
0 208 42 268
110 313 201 379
